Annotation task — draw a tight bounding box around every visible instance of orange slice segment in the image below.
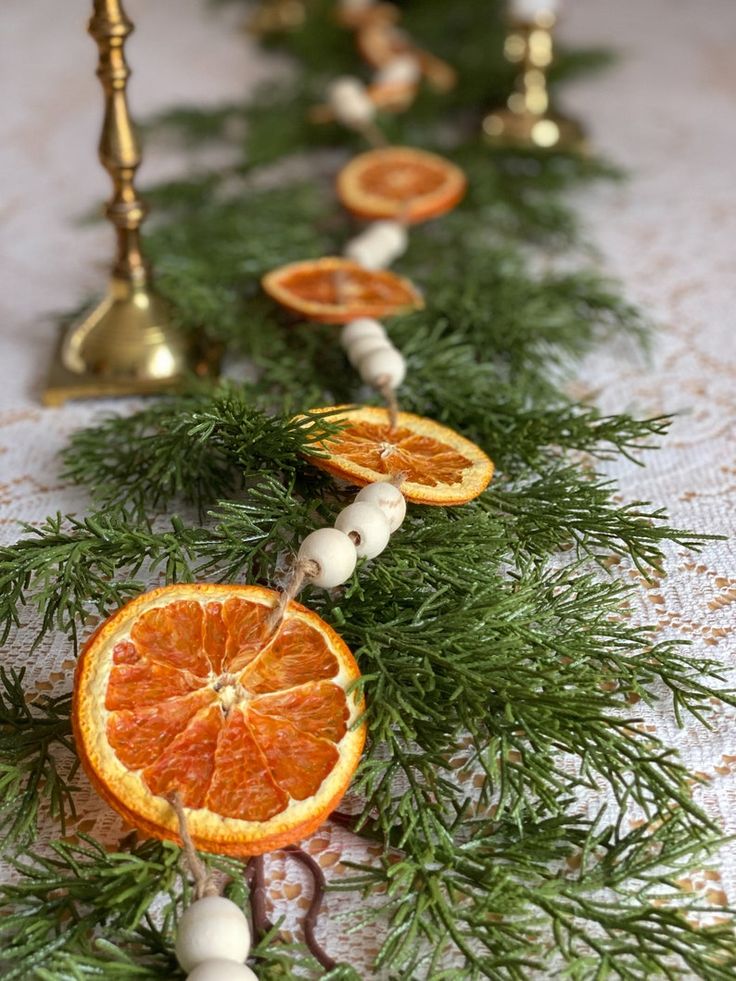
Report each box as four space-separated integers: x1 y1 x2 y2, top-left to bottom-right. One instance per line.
299 405 494 505
262 257 423 324
337 147 467 224
73 584 366 856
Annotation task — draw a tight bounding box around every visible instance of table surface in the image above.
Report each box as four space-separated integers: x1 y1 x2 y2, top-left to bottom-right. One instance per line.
1 0 735 974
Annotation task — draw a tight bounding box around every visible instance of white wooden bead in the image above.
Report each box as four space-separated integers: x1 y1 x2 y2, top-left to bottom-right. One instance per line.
327 77 376 128
359 346 407 389
343 237 383 271
175 897 251 972
186 961 259 981
344 221 408 270
371 220 408 256
346 336 393 367
341 318 386 349
374 55 422 87
355 481 407 532
335 502 391 559
298 528 357 588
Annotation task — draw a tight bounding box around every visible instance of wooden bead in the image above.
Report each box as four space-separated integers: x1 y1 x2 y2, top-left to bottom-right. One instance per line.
341 318 386 349
355 481 407 531
335 501 391 559
186 960 259 981
346 336 393 367
358 346 406 388
374 55 422 88
298 528 357 588
344 220 407 270
327 77 375 128
175 897 251 972
372 220 408 256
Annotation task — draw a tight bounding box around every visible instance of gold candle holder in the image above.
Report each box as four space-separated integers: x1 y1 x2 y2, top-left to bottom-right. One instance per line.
43 0 218 407
482 9 586 153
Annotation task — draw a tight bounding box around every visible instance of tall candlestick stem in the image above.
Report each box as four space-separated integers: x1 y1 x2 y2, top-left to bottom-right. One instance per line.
483 10 586 153
43 0 218 406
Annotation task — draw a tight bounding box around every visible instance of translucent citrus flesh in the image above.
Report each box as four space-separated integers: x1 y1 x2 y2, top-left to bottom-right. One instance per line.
359 160 447 201
284 267 411 306
300 407 494 505
324 420 473 487
263 259 422 322
103 598 349 822
337 149 466 222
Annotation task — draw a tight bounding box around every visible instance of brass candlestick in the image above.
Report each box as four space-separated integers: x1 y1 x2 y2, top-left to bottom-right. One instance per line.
43 0 218 407
483 10 586 153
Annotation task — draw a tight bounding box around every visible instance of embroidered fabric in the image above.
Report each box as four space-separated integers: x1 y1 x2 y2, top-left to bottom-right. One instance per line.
0 0 734 974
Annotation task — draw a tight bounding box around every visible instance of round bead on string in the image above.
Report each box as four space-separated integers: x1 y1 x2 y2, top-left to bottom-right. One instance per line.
335 501 391 559
327 76 376 129
298 527 358 588
358 345 406 388
345 334 392 367
168 795 257 980
373 54 422 88
186 961 259 981
341 317 386 347
355 480 407 531
175 896 252 973
344 220 408 269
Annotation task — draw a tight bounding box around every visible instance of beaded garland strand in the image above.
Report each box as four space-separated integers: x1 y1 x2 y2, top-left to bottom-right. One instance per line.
176 3 481 975
66 3 497 978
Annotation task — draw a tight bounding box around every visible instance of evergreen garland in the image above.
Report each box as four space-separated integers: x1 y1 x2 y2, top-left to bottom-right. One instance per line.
1 0 734 976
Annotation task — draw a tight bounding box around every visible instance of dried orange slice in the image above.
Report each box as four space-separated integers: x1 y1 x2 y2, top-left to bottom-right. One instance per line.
262 257 423 324
299 405 494 505
368 79 419 112
356 20 412 67
356 23 456 91
337 147 467 224
73 584 366 857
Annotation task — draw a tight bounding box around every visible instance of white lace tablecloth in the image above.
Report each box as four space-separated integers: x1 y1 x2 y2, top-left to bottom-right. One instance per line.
1 0 735 973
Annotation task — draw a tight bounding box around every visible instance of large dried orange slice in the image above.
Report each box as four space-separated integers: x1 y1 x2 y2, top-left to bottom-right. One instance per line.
73 584 365 857
337 147 467 224
299 405 494 505
262 257 423 324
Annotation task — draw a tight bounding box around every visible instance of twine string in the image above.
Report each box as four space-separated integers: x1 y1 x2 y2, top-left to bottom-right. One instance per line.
168 791 219 900
268 557 319 632
361 119 387 148
378 376 400 430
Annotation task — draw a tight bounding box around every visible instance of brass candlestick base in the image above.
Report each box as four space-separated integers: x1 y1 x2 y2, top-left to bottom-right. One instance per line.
43 280 218 407
483 12 586 154
483 106 585 153
43 0 218 406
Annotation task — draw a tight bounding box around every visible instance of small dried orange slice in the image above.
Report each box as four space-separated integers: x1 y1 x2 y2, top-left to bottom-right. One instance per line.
73 584 366 857
368 79 419 112
299 405 494 505
262 257 423 324
356 20 412 67
337 147 466 224
356 23 456 91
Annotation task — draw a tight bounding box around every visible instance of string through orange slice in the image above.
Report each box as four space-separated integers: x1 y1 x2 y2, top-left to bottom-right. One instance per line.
297 405 494 505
